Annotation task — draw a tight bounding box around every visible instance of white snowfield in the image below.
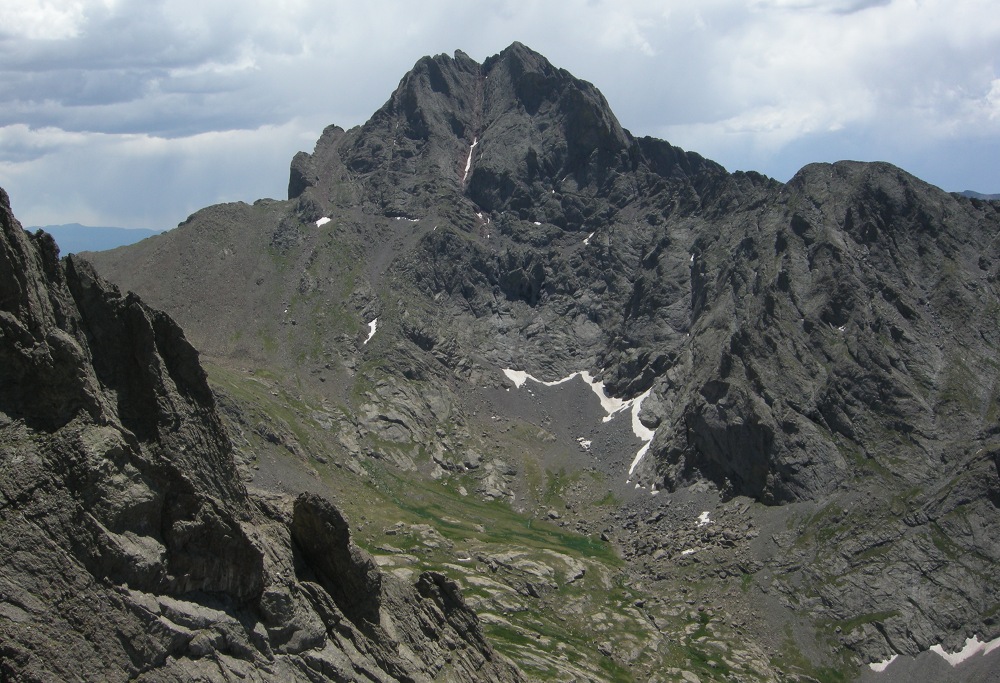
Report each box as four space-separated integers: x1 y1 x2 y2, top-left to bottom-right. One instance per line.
364 318 377 345
315 217 331 227
868 634 1000 672
501 368 656 478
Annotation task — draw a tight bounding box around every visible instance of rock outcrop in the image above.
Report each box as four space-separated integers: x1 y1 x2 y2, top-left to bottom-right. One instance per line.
0 186 521 682
84 43 1000 675
287 44 1000 506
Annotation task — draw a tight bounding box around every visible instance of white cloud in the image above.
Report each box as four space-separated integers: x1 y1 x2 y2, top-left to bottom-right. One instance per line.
616 0 1000 187
987 80 1000 121
0 0 92 41
0 123 92 161
0 120 311 228
748 0 890 12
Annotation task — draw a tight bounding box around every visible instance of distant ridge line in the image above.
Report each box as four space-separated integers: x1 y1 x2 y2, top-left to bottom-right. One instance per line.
24 223 163 254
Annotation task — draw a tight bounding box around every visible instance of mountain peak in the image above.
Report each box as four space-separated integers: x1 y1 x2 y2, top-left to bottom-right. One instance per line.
483 41 559 81
289 44 711 227
85 44 1000 678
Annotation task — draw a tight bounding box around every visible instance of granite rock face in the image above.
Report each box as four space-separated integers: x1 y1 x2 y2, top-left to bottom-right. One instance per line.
0 187 521 682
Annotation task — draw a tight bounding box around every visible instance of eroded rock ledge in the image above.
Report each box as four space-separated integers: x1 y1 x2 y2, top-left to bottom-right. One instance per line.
0 186 522 682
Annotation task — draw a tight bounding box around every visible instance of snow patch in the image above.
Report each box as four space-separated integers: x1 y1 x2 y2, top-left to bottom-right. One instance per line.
580 372 629 417
462 137 478 184
628 443 651 477
681 549 696 556
868 655 898 672
929 635 1000 666
502 369 530 388
626 388 654 475
364 318 378 345
315 217 331 227
577 437 592 450
533 221 541 226
869 636 1000 671
583 232 594 245
697 511 711 526
500 368 657 478
501 368 581 391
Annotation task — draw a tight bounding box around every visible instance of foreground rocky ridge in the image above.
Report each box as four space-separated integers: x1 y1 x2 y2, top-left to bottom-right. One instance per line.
86 44 1000 679
0 187 521 682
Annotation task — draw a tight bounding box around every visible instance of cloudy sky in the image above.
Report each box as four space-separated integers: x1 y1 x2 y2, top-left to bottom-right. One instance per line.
1 0 998 230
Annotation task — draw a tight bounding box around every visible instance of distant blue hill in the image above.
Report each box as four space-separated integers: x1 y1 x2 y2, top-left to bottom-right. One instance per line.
958 190 1000 200
24 223 163 255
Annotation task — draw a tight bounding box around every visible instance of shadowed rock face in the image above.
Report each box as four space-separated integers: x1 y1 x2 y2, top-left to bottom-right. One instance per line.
288 44 1000 505
0 187 522 682
84 43 1000 669
291 492 384 627
290 42 724 228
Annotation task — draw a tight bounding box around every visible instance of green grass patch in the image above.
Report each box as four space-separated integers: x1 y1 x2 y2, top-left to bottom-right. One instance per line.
204 362 329 452
595 490 620 506
382 472 618 563
833 610 900 635
794 501 846 547
771 627 852 683
595 655 635 683
929 522 965 560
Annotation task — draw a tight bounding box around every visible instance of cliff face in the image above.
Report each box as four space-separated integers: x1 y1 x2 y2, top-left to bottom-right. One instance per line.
286 44 1000 505
644 159 1000 503
0 187 521 682
83 44 1000 676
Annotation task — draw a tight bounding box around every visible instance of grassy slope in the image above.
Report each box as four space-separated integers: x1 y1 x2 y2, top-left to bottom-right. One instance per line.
206 360 858 682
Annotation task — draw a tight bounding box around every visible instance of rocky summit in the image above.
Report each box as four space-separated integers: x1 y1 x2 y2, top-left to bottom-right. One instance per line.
8 42 1000 681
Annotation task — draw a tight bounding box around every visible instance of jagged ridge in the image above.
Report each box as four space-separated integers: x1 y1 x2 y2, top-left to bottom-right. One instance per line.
0 187 521 682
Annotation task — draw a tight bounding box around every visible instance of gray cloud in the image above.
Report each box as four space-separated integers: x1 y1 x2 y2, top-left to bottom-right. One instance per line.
0 0 997 229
